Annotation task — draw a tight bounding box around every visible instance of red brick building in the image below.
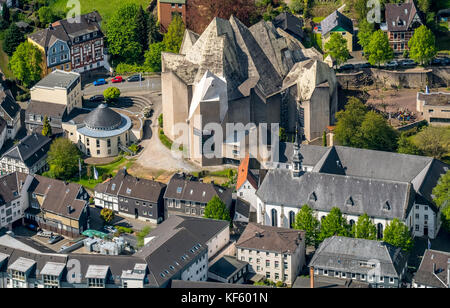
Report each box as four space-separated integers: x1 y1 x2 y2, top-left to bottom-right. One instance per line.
384 1 423 54
157 0 187 32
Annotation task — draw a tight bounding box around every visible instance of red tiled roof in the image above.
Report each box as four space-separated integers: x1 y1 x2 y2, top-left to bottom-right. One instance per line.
236 154 258 190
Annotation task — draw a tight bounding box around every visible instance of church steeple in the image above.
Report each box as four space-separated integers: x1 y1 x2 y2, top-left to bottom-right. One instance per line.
292 126 302 177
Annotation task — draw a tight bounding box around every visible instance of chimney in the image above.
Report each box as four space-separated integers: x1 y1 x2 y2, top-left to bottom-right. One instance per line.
310 266 315 288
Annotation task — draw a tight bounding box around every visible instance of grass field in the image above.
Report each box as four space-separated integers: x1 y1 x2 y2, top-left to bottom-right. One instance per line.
49 0 151 23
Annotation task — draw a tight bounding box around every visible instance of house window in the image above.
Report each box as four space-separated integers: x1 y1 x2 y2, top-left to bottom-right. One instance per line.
88 278 105 288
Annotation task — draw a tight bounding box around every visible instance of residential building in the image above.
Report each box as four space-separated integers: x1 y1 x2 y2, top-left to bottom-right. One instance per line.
162 16 336 167
0 228 208 288
0 118 7 151
309 236 408 288
416 91 450 126
236 222 306 286
413 249 450 288
94 168 166 224
28 11 107 76
26 70 82 134
256 140 449 239
0 85 21 141
63 104 135 158
234 198 253 223
157 0 187 32
236 154 258 211
144 215 230 262
383 1 423 54
25 175 90 238
320 10 354 53
164 173 232 219
208 255 249 284
0 133 52 175
0 172 30 230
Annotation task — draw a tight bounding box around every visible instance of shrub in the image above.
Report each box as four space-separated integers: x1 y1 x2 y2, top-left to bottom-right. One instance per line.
158 114 163 128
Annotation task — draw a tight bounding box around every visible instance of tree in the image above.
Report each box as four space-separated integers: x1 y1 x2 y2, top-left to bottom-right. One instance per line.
383 219 413 252
359 111 398 152
148 13 162 45
357 19 374 56
47 137 81 180
41 116 52 137
417 0 432 15
38 6 55 27
318 207 350 243
432 171 450 231
414 126 450 159
186 0 257 34
352 214 377 240
2 3 10 23
334 97 367 147
100 208 115 225
408 25 437 66
86 165 92 180
144 42 165 72
204 195 231 222
9 42 43 88
103 87 121 102
106 3 142 63
289 0 304 13
163 13 185 54
3 23 25 56
136 6 149 58
325 32 350 67
397 133 422 155
367 30 394 67
293 205 320 247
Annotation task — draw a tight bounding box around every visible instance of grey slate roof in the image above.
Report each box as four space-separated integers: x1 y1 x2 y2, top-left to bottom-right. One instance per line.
0 86 20 119
208 255 248 280
272 12 304 40
309 236 408 278
2 133 52 168
320 10 354 36
83 104 123 130
33 70 80 90
235 198 251 218
257 168 413 220
385 2 422 32
413 249 450 288
0 172 27 204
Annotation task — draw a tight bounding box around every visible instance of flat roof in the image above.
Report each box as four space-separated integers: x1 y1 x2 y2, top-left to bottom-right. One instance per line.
33 70 80 90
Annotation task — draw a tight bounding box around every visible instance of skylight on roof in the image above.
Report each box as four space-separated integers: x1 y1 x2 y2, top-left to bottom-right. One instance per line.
111 184 116 191
176 187 182 194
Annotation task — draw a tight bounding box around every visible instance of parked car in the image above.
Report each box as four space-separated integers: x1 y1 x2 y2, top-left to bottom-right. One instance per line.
48 235 63 245
37 231 53 238
25 224 38 231
89 94 104 102
400 59 416 67
93 79 107 86
385 60 399 69
112 76 123 83
338 64 354 71
432 58 444 66
127 74 143 82
357 62 371 69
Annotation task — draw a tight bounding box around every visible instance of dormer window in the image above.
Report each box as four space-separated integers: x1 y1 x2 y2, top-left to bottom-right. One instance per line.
346 196 354 207
309 192 317 202
383 201 391 211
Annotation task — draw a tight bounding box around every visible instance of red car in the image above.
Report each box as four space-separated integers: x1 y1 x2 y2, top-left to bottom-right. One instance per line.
112 76 123 83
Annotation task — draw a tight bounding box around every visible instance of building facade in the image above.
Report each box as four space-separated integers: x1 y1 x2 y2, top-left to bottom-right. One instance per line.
157 0 187 32
0 86 21 141
320 10 354 53
0 172 30 230
416 91 450 126
94 169 166 224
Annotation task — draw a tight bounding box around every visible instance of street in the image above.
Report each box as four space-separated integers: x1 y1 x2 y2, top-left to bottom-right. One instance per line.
82 76 161 97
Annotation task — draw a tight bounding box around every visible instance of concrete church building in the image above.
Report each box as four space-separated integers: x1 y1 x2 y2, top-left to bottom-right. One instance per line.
161 16 338 166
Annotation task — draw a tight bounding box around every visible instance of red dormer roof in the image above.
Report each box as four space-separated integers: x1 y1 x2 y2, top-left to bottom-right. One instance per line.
236 154 258 191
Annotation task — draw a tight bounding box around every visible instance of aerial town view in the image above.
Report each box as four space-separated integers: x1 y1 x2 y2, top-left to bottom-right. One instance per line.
0 0 448 298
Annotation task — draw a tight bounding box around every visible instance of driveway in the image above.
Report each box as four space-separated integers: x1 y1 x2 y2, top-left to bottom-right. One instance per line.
83 76 161 96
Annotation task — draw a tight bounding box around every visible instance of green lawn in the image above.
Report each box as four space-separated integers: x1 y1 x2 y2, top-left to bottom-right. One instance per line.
0 39 14 79
49 0 151 23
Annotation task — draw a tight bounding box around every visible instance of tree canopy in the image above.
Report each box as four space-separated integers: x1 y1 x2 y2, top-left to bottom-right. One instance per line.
47 137 81 180
352 214 377 240
103 87 121 102
383 218 413 252
100 208 115 224
357 19 375 56
41 116 52 137
3 23 25 56
9 42 42 88
367 30 394 67
318 207 350 243
408 25 437 65
432 170 450 231
325 32 350 67
162 13 185 54
294 205 320 247
204 195 231 222
144 42 165 72
414 126 450 159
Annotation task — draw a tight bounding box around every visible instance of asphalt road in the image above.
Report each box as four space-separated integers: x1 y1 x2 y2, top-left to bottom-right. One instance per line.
82 76 161 96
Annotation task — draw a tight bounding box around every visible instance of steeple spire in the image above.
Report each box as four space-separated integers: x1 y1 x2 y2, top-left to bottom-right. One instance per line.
292 123 302 177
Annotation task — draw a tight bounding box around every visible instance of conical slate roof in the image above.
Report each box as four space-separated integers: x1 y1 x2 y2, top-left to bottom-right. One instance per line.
84 104 122 130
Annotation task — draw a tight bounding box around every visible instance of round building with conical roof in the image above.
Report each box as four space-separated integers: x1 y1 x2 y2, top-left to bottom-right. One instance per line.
63 104 133 158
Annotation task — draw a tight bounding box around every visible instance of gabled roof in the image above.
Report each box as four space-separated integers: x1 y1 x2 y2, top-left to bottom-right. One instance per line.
385 2 423 32
309 236 408 278
2 133 52 168
236 222 304 254
320 10 354 36
272 12 304 40
414 249 450 288
0 86 20 119
0 172 27 204
236 154 258 190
